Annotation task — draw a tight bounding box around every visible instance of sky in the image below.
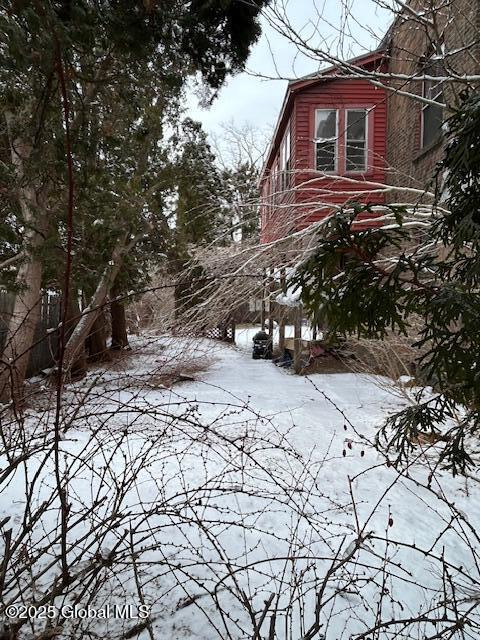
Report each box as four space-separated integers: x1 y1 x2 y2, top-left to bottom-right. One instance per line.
187 0 393 159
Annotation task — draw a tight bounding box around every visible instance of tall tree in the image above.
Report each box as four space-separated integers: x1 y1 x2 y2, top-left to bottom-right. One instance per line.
173 118 223 247
0 0 271 400
220 162 260 243
211 121 267 244
165 118 222 315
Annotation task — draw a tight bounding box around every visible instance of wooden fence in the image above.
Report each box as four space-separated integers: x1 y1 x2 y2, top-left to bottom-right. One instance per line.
0 291 61 377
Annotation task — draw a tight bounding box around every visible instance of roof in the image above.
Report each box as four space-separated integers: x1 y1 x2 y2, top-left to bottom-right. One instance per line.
258 48 386 184
288 49 386 86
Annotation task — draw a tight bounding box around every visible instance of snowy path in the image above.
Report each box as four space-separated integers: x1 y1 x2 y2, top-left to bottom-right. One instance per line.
3 334 480 639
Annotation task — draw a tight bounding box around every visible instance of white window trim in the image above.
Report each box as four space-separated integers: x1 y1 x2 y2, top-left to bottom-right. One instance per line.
345 108 368 174
271 160 280 205
279 127 291 170
314 109 338 173
279 123 291 189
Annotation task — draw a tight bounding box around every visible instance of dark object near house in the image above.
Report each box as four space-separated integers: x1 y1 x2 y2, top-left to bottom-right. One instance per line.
252 330 273 359
273 350 293 368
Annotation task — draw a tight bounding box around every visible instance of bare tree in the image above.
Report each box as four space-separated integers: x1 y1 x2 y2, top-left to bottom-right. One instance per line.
211 120 271 171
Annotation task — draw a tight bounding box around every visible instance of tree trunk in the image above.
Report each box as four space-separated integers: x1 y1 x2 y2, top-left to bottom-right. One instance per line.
267 269 274 338
0 260 43 404
61 231 143 378
278 267 286 354
0 114 46 404
260 267 266 330
293 304 303 374
86 311 108 361
64 289 87 380
110 292 129 350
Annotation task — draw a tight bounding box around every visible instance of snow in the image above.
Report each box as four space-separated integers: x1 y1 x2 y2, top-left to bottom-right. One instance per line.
2 333 480 639
275 285 302 307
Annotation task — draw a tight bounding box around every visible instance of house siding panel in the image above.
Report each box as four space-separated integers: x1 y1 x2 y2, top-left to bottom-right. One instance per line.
260 57 388 243
293 79 387 232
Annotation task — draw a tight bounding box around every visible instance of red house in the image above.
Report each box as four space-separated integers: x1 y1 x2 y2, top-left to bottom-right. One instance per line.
259 50 388 243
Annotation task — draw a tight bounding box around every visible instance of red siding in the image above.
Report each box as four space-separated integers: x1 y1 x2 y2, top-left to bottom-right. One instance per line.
294 78 387 232
260 119 297 243
260 75 388 242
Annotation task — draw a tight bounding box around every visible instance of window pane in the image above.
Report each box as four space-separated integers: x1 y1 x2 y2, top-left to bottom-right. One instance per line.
346 110 366 140
422 104 443 147
316 142 336 171
315 110 336 139
424 59 443 93
423 58 444 101
421 56 444 148
346 141 366 171
280 126 291 171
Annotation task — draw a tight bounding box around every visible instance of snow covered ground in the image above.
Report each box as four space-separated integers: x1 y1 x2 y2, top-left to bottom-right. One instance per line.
2 333 480 639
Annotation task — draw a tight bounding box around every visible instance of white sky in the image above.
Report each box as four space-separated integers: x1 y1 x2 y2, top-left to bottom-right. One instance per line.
187 0 393 154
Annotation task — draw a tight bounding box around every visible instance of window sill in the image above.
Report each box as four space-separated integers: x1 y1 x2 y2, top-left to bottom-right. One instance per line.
313 170 375 179
413 136 443 162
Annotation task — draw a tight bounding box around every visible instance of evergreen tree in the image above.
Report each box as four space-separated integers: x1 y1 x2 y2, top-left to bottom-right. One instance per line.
220 161 259 243
165 119 222 316
172 118 223 247
0 0 271 398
